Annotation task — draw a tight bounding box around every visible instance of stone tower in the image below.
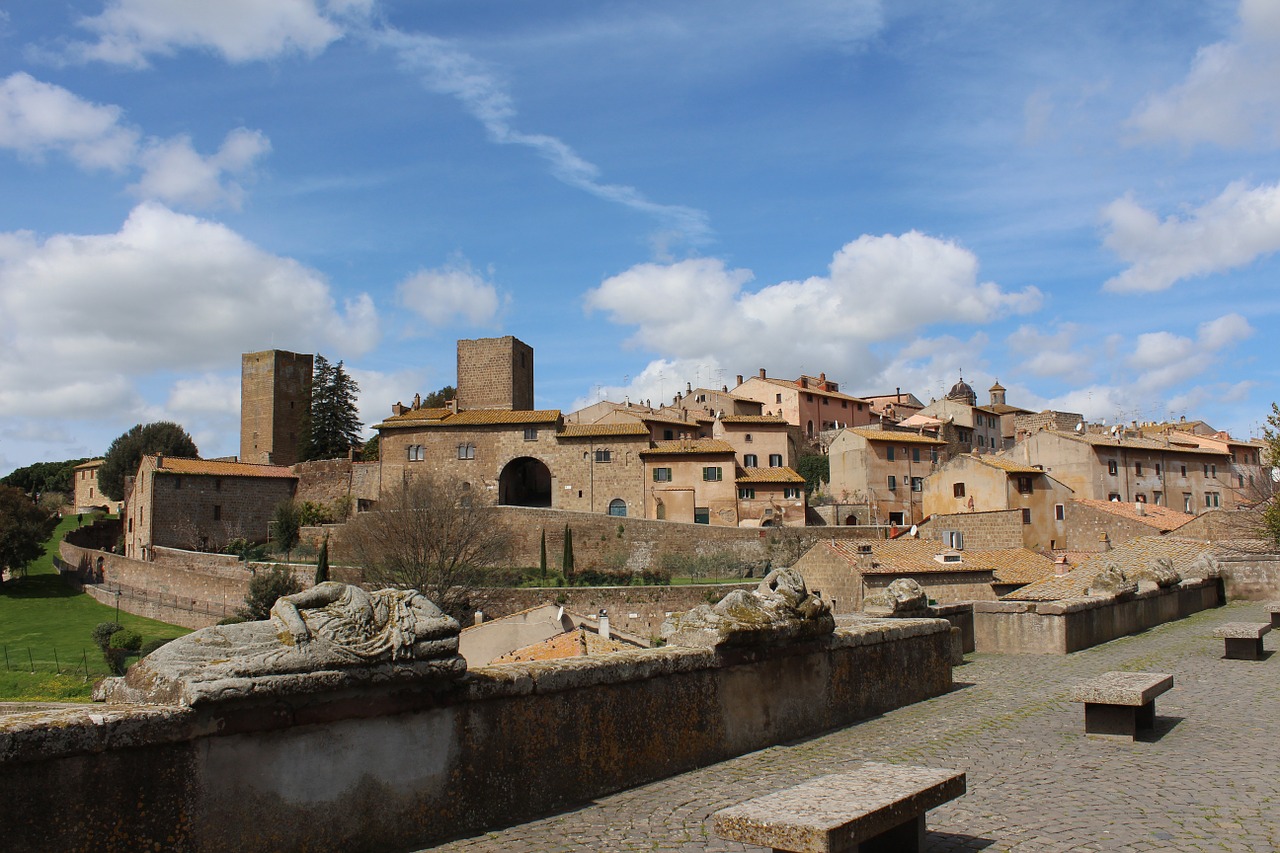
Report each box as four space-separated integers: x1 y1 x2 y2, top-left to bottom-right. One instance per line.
989 379 1007 407
456 336 534 411
240 350 313 465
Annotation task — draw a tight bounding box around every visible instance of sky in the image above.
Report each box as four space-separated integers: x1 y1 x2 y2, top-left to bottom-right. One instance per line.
2 0 1280 476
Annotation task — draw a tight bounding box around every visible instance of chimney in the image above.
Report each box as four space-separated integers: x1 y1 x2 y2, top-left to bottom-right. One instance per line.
1054 555 1070 576
799 377 808 388
474 610 484 626
598 609 610 640
447 399 459 414
156 454 163 468
392 402 407 416
819 372 826 383
896 386 901 403
759 368 766 379
686 382 692 393
736 374 744 386
1135 502 1145 516
412 393 421 410
1099 532 1111 551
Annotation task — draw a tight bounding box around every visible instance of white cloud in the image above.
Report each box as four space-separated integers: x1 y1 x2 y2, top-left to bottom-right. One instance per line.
567 356 731 414
374 27 711 245
0 73 270 209
0 72 138 170
0 203 379 419
347 366 432 437
1127 0 1280 148
396 260 504 328
1102 181 1280 292
130 128 270 209
585 231 1041 388
1006 323 1092 379
1126 313 1253 391
62 0 371 67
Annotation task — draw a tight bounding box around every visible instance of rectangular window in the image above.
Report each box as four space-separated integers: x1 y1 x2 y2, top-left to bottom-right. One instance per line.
694 507 710 525
784 487 801 499
769 453 783 467
912 447 921 462
1156 463 1162 476
1206 492 1220 508
887 475 897 491
842 400 848 408
1210 464 1217 477
953 483 966 498
745 433 753 442
653 467 672 482
1135 462 1143 475
806 393 814 402
1154 491 1163 505
1107 460 1118 476
594 449 611 463
457 443 475 460
703 466 722 482
1108 492 1121 501
911 477 923 492
1136 493 1147 503
744 454 758 467
1021 508 1031 525
1181 464 1187 477
663 429 674 440
775 393 782 403
213 505 222 521
1017 476 1033 495
523 428 537 441
1055 503 1065 521
887 446 895 462
1183 493 1192 512
738 487 755 499
822 397 828 406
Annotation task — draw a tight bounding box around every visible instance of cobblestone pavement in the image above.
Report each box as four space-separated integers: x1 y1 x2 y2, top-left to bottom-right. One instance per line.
426 602 1280 852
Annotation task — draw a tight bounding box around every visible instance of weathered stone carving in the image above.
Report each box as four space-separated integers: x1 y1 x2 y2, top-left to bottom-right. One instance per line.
1189 551 1222 578
1086 564 1137 598
1130 557 1181 589
861 578 929 616
96 583 465 706
660 568 834 648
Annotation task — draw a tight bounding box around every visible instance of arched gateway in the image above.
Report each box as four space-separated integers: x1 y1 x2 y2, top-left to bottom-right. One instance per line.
498 456 552 507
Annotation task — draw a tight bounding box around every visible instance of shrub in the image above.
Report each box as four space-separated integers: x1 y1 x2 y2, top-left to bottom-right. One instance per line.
217 616 247 626
108 629 142 651
240 565 303 621
91 622 123 653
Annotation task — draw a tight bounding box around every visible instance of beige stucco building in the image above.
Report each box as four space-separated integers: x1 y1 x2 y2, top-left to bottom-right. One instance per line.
827 427 947 526
922 453 1075 551
733 370 874 438
72 459 121 513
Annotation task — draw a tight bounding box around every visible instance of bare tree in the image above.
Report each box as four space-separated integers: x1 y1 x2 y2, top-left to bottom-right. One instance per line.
339 474 510 619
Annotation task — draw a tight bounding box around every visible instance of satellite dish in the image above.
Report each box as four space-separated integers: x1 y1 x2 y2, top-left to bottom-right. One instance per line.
1271 467 1280 483
909 525 919 538
1075 422 1084 433
1110 425 1120 435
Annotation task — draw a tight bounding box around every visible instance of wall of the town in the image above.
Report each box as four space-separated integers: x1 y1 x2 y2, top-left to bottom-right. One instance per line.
1 620 954 853
970 578 1222 654
1059 502 1167 554
292 459 380 515
916 509 1024 550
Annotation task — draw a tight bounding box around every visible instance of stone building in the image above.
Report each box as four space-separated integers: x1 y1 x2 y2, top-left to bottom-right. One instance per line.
792 538 1055 612
827 427 947 526
914 376 1004 454
240 349 312 466
1001 429 1234 513
123 455 297 557
456 336 534 411
72 459 121 513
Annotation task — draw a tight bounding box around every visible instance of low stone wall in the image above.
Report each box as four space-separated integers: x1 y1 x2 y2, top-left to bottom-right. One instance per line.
1211 555 1280 600
0 620 953 853
971 578 1223 654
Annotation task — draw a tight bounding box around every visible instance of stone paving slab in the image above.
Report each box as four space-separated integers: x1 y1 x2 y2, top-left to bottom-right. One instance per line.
423 602 1280 852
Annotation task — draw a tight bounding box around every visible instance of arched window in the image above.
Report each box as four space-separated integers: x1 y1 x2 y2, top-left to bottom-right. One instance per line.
608 499 627 517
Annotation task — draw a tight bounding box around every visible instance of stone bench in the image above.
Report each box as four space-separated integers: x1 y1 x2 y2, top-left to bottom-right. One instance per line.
1268 603 1280 630
1071 671 1173 740
1213 622 1271 660
712 762 965 853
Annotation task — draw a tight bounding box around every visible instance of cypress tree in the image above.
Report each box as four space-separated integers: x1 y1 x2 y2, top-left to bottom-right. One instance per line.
315 533 330 585
562 524 575 580
539 529 547 580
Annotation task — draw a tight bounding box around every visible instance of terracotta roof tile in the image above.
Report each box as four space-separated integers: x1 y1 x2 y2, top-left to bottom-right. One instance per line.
1002 536 1215 601
558 422 652 438
1073 499 1195 532
736 466 806 484
641 439 736 456
719 415 790 425
847 428 946 445
1048 431 1229 456
491 628 634 663
376 409 562 429
149 457 295 479
970 455 1044 474
73 459 105 469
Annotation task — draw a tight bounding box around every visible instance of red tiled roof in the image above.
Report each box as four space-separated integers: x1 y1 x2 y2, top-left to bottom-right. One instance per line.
1073 499 1195 532
736 466 805 484
641 439 736 456
148 456 295 478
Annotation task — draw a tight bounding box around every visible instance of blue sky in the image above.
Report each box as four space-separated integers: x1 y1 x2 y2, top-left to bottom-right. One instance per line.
2 0 1279 475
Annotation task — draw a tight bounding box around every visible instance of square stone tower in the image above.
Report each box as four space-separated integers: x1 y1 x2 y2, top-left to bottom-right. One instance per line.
240 350 313 465
456 336 534 411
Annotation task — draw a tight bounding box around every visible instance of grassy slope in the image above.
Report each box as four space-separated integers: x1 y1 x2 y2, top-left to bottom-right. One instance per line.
0 516 190 701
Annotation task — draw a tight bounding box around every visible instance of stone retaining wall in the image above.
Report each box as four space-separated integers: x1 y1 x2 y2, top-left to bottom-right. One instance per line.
971 578 1223 654
0 620 954 853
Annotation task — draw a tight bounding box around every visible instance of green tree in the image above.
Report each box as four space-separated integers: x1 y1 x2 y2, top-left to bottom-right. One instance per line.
562 524 575 580
301 355 364 461
796 454 829 495
99 421 199 501
272 500 302 559
361 434 379 462
422 385 456 408
1 458 88 498
315 534 330 585
539 528 548 580
0 485 58 584
1262 403 1280 545
240 565 304 621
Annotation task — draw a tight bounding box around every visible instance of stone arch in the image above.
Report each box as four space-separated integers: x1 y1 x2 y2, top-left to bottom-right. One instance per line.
498 457 552 507
608 498 627 517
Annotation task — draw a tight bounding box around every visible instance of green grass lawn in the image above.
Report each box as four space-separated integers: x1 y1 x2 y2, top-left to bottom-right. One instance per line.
0 515 190 702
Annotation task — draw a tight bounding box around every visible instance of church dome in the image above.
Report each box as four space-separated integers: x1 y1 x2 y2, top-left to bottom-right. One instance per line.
946 376 976 405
